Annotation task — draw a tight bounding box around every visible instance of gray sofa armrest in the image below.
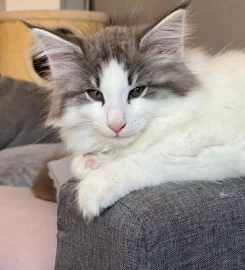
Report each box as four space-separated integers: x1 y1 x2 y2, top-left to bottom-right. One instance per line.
55 179 245 270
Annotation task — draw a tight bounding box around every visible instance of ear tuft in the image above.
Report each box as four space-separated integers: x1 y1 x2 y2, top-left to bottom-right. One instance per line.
31 28 82 59
23 22 83 82
140 6 188 58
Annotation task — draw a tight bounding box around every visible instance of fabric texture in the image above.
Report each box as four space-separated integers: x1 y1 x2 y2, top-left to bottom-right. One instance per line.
0 186 57 270
0 76 59 150
47 156 73 199
56 178 245 270
0 144 62 186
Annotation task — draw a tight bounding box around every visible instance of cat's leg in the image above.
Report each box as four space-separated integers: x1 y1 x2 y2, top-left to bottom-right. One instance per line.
77 146 245 220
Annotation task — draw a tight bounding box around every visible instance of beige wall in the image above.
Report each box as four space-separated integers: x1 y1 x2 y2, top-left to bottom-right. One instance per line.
0 0 5 10
2 0 88 11
91 0 245 53
4 0 60 10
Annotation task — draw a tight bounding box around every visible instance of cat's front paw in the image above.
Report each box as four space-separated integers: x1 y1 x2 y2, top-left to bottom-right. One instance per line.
77 169 125 220
71 153 101 180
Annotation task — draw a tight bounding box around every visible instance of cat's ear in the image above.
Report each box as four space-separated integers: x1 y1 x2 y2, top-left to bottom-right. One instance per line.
23 21 83 81
140 4 188 58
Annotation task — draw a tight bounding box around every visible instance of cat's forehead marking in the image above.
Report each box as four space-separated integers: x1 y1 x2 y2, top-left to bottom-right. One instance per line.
90 76 99 88
100 59 129 95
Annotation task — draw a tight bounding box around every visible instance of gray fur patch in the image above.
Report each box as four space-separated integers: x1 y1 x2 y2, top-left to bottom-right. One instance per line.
31 4 198 121
58 26 198 98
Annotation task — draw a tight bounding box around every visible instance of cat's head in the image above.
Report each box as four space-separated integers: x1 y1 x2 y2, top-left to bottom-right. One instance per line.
27 3 197 154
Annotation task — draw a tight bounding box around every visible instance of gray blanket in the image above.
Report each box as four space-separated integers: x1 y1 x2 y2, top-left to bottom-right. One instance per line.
0 144 62 186
0 76 60 186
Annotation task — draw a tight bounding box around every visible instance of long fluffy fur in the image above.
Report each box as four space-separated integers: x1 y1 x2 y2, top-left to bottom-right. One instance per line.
28 5 245 220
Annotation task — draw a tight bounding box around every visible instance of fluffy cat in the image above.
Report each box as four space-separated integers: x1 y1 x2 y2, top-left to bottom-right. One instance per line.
26 3 245 220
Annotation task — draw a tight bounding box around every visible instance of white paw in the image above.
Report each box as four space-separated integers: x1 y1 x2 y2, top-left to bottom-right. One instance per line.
71 154 101 180
76 169 126 220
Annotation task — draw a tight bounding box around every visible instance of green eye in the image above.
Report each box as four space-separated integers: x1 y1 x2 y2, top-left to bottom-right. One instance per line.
86 90 104 102
128 86 146 100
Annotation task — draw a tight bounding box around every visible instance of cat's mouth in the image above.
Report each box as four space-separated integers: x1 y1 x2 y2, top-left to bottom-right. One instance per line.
110 134 132 139
96 130 137 146
106 134 137 147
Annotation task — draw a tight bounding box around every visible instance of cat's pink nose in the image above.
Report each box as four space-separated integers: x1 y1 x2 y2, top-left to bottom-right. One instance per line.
107 122 126 134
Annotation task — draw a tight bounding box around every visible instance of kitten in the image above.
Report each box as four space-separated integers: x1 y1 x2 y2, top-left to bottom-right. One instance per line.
26 2 245 220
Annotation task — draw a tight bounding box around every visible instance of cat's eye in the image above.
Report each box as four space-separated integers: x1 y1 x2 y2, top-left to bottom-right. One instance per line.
128 86 146 100
86 90 104 102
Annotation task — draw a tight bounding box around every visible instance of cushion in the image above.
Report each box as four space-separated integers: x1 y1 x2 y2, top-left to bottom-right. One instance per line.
0 186 57 270
0 76 59 150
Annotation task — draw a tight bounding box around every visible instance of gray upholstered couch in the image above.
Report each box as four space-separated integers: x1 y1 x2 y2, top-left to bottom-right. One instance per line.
1 76 245 269
55 178 245 269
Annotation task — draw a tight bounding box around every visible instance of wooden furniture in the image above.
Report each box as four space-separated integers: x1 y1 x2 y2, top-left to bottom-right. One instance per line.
0 10 109 84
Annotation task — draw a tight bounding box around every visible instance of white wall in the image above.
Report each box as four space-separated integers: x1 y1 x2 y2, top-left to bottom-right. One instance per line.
5 0 60 10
